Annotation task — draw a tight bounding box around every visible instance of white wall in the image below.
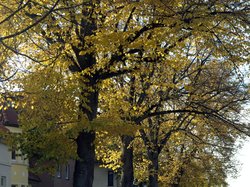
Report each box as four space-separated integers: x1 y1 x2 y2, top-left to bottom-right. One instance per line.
0 142 11 187
93 165 119 187
5 126 29 187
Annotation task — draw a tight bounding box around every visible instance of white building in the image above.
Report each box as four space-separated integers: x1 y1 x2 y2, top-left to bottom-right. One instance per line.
32 161 119 187
8 128 29 187
93 164 119 187
0 108 29 187
0 125 11 187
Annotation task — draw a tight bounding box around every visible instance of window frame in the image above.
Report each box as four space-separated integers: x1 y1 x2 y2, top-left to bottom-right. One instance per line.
11 150 16 160
65 164 70 180
1 176 6 187
56 165 62 178
107 170 114 187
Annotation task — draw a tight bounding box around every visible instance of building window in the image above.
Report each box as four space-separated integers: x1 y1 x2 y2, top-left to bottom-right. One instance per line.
56 165 61 178
11 150 16 160
108 170 114 186
11 185 17 187
65 164 70 180
1 176 6 187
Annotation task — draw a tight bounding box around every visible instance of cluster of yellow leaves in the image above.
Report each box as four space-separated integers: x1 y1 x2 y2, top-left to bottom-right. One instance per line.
95 132 122 172
0 0 248 184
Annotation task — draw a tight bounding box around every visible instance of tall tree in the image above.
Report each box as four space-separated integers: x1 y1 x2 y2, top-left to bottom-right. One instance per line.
1 1 249 187
99 36 249 186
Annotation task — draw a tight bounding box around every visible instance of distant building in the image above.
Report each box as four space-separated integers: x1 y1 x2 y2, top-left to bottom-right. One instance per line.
93 164 118 187
9 136 29 187
0 125 11 187
0 108 29 187
0 107 119 187
31 160 119 187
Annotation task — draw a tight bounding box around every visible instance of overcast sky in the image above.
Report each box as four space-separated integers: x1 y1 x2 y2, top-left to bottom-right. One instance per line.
228 72 250 187
227 138 250 187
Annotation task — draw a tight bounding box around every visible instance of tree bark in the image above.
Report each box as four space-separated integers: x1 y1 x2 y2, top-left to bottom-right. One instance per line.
71 0 98 182
121 135 134 187
73 131 95 187
148 151 159 187
73 80 98 187
72 46 98 187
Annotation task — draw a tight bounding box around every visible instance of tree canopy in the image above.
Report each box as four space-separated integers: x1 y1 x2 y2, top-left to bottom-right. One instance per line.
0 0 249 187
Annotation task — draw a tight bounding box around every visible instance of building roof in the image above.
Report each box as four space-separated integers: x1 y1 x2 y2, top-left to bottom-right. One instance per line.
0 108 19 127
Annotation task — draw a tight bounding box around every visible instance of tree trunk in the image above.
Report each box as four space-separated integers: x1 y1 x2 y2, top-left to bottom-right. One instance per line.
73 131 95 187
73 81 98 187
148 152 159 187
121 135 134 187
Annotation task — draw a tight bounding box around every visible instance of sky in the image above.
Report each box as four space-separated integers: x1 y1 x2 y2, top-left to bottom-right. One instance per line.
227 138 250 187
228 70 250 187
